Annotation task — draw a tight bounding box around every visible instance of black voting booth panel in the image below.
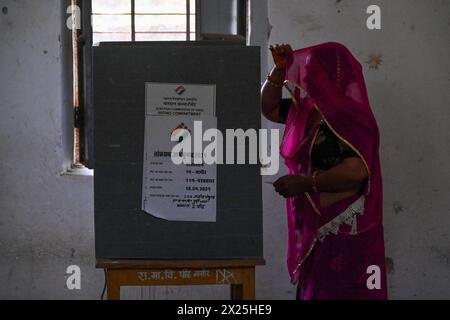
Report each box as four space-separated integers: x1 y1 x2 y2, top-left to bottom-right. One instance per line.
94 42 263 260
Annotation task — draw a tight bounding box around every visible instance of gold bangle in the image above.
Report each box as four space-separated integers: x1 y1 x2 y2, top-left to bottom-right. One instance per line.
267 75 284 88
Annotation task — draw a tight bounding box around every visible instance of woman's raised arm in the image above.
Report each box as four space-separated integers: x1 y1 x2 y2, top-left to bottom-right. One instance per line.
261 44 293 123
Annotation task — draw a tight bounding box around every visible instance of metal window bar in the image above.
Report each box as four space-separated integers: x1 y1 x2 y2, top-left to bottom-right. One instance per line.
131 0 135 41
186 0 190 41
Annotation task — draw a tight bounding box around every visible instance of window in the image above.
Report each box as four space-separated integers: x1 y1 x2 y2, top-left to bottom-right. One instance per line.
70 0 197 168
71 0 248 169
92 0 196 43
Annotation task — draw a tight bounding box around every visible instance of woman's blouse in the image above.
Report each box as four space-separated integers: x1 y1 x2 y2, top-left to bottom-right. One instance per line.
279 98 360 171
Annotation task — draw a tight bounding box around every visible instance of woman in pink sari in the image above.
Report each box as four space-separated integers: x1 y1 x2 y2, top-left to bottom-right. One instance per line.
261 42 387 300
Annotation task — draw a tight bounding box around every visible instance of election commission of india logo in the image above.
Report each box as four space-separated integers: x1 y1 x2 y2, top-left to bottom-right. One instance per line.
175 85 187 95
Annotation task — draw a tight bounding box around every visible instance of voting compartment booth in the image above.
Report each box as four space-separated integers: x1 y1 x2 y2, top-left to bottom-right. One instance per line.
94 42 263 260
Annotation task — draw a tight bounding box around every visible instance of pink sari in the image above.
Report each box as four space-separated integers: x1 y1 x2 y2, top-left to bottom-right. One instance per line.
281 42 387 300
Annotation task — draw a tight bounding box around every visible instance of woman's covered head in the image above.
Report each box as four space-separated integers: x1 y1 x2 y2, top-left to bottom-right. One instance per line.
306 43 355 95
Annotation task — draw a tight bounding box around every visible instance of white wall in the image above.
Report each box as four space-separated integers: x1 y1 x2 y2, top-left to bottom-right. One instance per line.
267 0 450 299
0 0 102 299
0 0 449 300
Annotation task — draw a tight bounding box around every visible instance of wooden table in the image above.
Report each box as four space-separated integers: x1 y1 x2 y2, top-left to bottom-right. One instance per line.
96 259 265 300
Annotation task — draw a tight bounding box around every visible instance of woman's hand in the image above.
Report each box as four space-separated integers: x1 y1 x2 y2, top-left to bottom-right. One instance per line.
270 44 293 70
273 174 312 198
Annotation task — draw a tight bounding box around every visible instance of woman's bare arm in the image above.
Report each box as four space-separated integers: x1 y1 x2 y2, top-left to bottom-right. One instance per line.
261 44 293 123
261 67 285 122
314 157 368 193
273 157 368 198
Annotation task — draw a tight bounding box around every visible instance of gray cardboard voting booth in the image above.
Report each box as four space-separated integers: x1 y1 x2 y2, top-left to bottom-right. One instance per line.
94 42 262 260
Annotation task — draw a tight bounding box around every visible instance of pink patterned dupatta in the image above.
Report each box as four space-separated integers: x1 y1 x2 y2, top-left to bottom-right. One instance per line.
280 42 386 299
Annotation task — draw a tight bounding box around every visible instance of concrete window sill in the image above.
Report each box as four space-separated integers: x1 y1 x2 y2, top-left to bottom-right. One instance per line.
61 165 94 177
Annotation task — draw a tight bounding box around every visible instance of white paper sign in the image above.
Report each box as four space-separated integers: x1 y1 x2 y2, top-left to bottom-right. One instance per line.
142 83 217 222
145 83 216 117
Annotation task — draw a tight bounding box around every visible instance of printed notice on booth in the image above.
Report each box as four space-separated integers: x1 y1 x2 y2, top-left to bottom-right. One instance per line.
142 83 217 222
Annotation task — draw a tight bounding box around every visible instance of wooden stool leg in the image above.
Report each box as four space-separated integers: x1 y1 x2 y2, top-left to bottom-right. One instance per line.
107 269 121 300
230 284 243 300
230 268 255 300
242 268 255 300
